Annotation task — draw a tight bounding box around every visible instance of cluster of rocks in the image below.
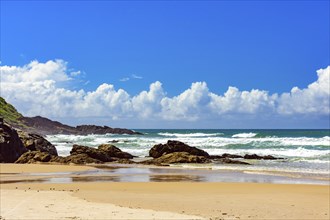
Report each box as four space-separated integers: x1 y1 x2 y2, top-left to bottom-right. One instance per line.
15 144 134 164
1 122 284 165
141 140 282 166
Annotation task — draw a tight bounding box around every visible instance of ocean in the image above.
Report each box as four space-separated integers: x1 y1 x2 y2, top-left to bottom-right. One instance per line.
47 129 330 181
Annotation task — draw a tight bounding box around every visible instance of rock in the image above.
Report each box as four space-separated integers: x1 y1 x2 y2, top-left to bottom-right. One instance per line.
70 144 114 162
209 153 243 159
17 131 58 156
70 144 134 163
216 158 250 165
142 152 210 165
50 154 103 164
15 151 53 163
98 144 134 159
0 123 27 162
243 154 283 160
149 140 210 158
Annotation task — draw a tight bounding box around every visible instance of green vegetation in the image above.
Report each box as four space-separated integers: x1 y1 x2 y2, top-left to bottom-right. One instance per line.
0 97 25 127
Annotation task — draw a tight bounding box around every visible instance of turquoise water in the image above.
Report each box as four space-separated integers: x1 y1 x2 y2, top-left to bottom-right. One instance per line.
47 129 330 179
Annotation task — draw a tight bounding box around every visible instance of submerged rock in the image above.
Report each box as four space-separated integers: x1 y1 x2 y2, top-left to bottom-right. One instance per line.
149 140 210 158
215 158 250 165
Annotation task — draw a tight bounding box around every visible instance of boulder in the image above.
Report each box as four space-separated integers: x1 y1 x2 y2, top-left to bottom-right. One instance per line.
142 152 210 165
0 123 27 162
98 144 134 159
70 144 114 162
15 151 53 163
17 131 58 156
149 140 209 158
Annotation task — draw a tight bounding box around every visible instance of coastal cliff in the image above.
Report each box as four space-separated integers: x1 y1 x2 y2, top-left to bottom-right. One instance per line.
0 97 141 135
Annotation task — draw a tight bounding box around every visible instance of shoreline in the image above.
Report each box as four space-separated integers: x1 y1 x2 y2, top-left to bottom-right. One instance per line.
1 163 329 185
1 163 329 219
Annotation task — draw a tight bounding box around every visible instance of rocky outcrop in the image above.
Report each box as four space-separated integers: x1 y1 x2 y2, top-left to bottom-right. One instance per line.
142 152 210 165
17 131 58 156
149 140 210 158
0 123 27 163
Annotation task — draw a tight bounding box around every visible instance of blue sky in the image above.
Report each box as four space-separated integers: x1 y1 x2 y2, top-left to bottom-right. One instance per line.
1 1 329 128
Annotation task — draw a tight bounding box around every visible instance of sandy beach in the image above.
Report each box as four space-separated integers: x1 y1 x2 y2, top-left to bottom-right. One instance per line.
1 164 329 220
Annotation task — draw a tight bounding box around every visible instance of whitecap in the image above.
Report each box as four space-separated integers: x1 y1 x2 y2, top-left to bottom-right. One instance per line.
232 132 257 138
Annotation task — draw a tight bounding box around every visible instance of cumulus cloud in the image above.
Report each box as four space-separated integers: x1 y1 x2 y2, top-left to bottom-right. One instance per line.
277 66 330 115
0 60 329 126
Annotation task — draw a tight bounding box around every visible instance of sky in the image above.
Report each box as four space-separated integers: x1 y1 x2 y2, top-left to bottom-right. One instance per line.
0 1 329 129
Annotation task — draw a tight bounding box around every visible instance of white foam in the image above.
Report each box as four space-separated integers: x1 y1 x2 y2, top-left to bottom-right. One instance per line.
232 132 257 138
158 132 223 137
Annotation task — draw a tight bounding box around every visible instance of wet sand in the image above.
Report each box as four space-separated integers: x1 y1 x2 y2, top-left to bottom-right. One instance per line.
1 164 329 219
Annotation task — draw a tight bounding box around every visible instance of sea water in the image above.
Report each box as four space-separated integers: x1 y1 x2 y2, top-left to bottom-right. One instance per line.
46 129 330 180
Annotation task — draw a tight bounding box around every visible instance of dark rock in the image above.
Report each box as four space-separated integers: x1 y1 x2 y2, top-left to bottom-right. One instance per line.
98 144 134 159
0 123 27 162
70 144 114 162
216 158 250 165
17 131 58 156
15 151 53 163
243 154 283 160
142 152 210 165
209 153 243 159
149 140 209 158
50 154 103 164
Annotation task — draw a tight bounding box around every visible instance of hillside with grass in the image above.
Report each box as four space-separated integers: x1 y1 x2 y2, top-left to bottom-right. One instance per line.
0 97 26 128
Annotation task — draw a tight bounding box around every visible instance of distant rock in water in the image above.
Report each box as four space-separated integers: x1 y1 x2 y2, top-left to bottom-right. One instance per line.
75 125 141 135
149 140 210 158
243 154 284 160
0 122 27 163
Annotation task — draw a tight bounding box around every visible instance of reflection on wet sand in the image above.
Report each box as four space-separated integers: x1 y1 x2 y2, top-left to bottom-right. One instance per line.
149 174 205 182
1 165 329 185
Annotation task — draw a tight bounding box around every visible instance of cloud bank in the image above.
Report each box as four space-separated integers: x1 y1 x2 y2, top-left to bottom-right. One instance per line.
1 60 329 128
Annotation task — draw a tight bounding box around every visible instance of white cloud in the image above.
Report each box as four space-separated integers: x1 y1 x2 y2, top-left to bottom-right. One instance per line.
277 66 330 115
0 60 329 127
131 74 143 79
